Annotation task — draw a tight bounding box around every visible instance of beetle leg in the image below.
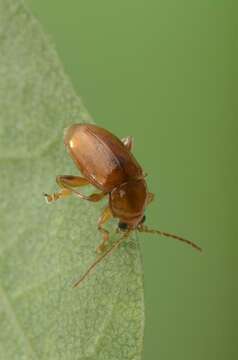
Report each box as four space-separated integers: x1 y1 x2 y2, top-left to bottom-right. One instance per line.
96 206 113 253
121 136 134 151
80 192 106 202
44 188 72 203
58 175 108 202
57 175 107 201
146 192 155 205
44 175 89 203
56 175 89 188
49 175 107 202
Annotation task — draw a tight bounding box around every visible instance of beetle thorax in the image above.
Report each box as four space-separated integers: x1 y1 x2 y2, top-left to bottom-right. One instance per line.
109 178 147 228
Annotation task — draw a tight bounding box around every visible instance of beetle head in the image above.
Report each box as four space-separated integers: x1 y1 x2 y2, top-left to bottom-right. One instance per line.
118 215 146 231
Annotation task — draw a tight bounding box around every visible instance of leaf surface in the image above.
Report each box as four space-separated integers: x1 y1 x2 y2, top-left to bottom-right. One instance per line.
0 1 144 359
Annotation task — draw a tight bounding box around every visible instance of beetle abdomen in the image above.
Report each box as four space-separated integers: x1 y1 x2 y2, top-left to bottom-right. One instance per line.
64 124 143 192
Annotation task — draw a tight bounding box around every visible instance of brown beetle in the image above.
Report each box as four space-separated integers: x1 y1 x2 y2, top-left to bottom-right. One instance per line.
44 124 201 287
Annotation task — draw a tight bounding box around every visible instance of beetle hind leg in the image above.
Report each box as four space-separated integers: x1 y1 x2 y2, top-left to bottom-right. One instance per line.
44 175 89 203
96 206 113 253
44 188 71 203
57 175 107 202
121 136 134 151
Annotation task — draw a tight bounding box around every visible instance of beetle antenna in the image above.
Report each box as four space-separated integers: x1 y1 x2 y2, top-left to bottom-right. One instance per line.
138 225 202 252
73 231 130 288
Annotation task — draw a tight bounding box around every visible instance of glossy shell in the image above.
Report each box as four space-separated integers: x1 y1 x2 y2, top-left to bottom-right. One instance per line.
64 124 143 192
109 178 147 226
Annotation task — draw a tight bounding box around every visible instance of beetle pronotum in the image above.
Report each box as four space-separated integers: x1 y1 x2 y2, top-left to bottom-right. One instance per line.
44 124 201 287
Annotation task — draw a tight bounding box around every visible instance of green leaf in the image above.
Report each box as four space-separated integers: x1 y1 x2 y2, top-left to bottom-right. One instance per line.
0 1 144 359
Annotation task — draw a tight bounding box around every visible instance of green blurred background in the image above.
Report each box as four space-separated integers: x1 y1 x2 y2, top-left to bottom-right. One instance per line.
27 1 237 359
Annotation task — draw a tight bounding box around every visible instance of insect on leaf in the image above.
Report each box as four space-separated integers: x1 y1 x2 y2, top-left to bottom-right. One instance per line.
0 0 145 359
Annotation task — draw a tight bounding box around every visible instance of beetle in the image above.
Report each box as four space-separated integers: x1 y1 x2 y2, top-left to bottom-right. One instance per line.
44 124 201 287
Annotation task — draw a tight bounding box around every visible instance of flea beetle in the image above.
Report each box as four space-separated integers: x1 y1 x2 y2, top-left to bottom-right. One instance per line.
44 124 201 287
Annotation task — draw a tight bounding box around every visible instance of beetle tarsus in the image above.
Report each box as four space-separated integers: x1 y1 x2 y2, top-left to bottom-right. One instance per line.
44 193 52 203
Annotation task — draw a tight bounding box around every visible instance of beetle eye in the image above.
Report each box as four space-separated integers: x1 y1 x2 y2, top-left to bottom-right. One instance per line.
140 215 146 224
118 222 128 230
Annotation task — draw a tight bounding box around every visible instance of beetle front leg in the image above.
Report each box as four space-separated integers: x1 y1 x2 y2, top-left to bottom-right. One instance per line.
44 175 89 203
96 206 113 253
